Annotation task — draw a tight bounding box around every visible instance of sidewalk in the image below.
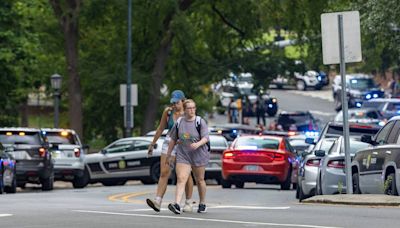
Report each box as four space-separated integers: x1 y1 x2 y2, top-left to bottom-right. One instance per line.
302 194 400 207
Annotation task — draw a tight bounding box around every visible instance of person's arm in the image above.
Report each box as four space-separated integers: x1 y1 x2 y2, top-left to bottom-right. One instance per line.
148 107 171 156
165 122 178 166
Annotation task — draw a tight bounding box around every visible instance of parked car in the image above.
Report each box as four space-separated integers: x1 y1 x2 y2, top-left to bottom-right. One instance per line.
221 135 296 190
334 108 386 127
0 128 54 191
361 98 400 120
205 134 229 183
41 128 89 188
271 70 328 91
0 143 17 194
297 122 380 201
332 74 384 111
84 136 168 186
351 116 400 195
315 136 370 195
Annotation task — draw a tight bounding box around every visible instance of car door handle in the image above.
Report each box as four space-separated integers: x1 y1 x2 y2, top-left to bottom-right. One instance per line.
121 156 125 160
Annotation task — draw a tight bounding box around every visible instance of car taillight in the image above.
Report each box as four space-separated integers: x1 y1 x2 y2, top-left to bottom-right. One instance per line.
223 152 234 159
306 159 320 167
327 160 345 169
39 148 46 157
274 153 285 161
74 148 81 157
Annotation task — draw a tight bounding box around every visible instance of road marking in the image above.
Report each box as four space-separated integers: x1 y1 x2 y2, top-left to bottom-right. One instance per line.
73 210 342 228
288 90 334 102
0 214 13 217
126 205 290 212
108 191 152 203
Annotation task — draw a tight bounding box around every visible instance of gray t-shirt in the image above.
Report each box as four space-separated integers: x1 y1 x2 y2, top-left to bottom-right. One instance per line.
170 117 210 166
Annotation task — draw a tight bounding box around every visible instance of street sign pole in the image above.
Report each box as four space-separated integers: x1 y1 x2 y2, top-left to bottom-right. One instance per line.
125 0 132 137
338 14 353 194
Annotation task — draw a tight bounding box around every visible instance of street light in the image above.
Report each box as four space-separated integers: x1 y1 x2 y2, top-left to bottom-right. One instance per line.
51 74 62 128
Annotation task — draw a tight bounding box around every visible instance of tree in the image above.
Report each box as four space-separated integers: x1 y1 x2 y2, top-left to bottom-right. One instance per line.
49 0 83 137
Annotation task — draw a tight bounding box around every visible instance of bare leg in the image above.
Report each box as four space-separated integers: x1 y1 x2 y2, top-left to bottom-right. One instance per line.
185 172 194 200
175 163 191 204
155 154 175 198
192 166 206 204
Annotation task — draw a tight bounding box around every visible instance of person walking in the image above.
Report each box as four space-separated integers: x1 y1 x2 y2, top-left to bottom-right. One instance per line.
146 90 194 213
255 97 266 127
166 99 210 214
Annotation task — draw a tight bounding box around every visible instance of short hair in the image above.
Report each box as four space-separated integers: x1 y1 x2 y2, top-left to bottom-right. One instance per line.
183 99 196 109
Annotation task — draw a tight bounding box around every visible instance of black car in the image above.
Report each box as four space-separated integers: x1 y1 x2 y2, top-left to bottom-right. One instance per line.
274 111 320 133
0 143 17 194
0 128 54 191
352 116 400 195
332 74 385 111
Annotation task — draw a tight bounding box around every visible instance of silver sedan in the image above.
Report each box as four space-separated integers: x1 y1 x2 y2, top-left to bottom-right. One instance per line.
315 136 370 195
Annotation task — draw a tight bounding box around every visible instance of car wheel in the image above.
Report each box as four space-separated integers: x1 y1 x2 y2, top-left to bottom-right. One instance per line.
150 161 161 184
298 182 307 202
296 80 307 91
41 175 54 191
235 182 244 189
384 173 398 196
73 169 90 189
266 109 277 117
17 182 26 189
352 173 361 194
221 178 232 189
4 170 17 194
280 170 291 190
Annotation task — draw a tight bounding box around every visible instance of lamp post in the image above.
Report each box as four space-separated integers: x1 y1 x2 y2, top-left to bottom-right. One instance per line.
51 74 62 128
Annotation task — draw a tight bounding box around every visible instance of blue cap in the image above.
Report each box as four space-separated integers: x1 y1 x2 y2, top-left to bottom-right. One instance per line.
170 90 185 103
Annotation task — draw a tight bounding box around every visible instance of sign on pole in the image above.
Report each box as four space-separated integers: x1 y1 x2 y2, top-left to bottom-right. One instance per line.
321 11 362 195
321 11 362 65
120 84 138 106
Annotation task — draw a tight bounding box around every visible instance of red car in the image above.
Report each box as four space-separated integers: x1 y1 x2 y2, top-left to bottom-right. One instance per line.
221 135 296 189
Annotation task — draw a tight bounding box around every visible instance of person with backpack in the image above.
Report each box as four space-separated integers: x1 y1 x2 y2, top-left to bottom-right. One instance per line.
166 99 210 214
146 90 194 213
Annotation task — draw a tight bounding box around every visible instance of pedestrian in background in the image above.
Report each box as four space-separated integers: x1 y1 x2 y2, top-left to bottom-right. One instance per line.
255 97 266 127
146 90 194 213
166 99 210 214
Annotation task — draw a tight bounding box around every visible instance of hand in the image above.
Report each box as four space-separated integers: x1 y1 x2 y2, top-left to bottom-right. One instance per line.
190 142 201 150
147 144 154 157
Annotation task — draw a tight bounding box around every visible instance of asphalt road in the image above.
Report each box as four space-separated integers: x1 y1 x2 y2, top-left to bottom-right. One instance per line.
1 88 397 228
1 182 399 228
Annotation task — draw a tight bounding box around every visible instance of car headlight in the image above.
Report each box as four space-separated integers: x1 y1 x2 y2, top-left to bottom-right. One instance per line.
272 98 277 103
366 94 372 99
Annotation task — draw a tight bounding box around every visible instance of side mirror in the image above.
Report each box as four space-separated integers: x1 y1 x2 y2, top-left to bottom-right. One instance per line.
305 138 315 145
361 135 374 144
100 149 107 155
315 150 326 157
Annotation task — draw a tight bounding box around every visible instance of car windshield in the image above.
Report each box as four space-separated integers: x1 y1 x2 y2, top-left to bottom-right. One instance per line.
45 132 76 145
277 113 312 130
0 131 42 145
239 87 253 95
348 78 376 90
209 135 228 148
235 137 280 150
346 141 370 155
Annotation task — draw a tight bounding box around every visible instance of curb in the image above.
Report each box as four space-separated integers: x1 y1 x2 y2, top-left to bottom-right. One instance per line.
302 195 400 207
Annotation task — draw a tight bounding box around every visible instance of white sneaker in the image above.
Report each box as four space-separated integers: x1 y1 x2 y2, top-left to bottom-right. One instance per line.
182 201 193 213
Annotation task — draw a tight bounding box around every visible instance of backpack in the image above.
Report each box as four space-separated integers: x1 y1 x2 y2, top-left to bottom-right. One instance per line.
176 116 211 152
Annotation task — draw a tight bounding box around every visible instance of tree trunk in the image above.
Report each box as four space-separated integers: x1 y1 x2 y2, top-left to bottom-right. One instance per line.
141 0 193 134
49 0 83 139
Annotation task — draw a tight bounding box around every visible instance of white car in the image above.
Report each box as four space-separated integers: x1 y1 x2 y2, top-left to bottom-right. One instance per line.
42 128 89 188
84 136 167 186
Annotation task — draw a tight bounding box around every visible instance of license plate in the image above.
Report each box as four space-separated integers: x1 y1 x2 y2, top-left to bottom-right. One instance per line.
244 165 259 171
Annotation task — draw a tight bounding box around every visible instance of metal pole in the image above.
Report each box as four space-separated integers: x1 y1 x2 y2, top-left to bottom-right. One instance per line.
54 90 59 128
125 0 132 137
338 15 353 194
